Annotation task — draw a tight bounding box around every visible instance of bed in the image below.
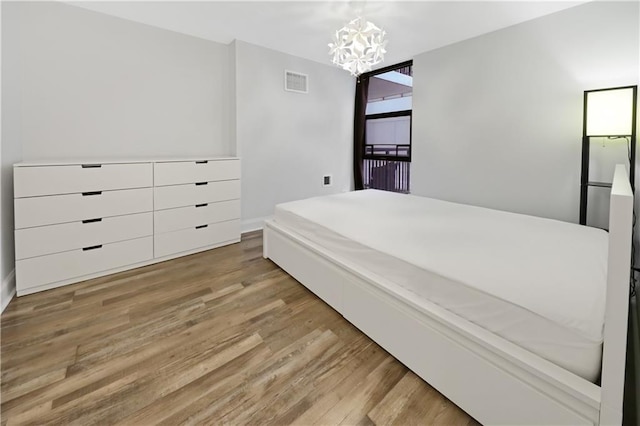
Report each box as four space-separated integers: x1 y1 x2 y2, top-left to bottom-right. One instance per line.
263 164 633 425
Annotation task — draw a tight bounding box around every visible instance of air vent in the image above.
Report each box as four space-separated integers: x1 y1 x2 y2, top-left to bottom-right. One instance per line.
284 70 308 94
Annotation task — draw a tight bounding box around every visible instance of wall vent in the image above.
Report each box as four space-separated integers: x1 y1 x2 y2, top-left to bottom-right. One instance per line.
284 70 308 94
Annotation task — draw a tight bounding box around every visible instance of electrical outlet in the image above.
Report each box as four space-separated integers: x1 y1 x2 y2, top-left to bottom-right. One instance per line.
322 175 332 187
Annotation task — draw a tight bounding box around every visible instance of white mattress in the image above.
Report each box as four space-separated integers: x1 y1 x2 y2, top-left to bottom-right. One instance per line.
273 190 609 382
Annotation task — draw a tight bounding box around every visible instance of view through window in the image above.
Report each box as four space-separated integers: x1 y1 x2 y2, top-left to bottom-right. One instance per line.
363 61 412 193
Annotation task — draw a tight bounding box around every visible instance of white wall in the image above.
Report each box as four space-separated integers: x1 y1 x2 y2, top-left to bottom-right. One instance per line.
9 1 231 160
0 0 8 312
8 1 633 306
0 6 356 303
234 41 354 231
1 1 21 309
412 1 639 230
0 0 3 310
227 40 238 157
1 1 234 310
409 5 639 407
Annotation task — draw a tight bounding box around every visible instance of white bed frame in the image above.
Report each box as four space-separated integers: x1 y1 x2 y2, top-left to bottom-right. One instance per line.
263 164 634 425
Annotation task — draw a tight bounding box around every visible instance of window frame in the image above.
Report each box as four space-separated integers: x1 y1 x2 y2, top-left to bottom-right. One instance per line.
361 60 413 163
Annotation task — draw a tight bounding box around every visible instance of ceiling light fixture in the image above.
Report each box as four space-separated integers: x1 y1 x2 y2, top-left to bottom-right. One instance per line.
328 17 387 77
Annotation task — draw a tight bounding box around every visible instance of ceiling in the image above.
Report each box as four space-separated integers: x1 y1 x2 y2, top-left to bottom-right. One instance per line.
70 1 585 69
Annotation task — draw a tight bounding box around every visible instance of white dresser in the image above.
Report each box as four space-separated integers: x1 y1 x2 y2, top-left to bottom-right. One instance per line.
13 158 241 296
153 160 241 258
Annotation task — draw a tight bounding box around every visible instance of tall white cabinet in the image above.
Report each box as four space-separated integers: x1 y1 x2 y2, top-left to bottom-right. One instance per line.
13 158 241 296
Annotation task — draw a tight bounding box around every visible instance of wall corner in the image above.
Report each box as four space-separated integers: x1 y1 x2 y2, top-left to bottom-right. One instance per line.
1 269 16 313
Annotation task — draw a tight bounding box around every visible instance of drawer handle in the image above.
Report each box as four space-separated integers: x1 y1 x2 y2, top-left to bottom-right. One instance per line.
83 245 103 251
82 218 102 224
195 182 208 186
82 191 102 196
196 224 208 229
195 160 208 164
81 164 102 168
195 203 208 208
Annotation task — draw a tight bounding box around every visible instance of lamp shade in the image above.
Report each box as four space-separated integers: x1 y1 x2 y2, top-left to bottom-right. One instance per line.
328 17 387 76
585 87 634 136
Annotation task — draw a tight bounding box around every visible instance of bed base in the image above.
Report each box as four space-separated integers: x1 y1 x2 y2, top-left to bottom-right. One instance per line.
263 164 633 425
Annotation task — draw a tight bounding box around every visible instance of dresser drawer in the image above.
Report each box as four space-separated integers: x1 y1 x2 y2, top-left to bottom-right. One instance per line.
154 160 240 186
154 180 240 211
15 212 153 260
16 236 153 292
154 200 240 234
14 163 152 198
154 219 240 258
15 188 153 229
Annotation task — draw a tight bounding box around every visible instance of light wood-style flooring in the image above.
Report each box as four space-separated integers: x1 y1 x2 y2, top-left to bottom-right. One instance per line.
1 231 478 425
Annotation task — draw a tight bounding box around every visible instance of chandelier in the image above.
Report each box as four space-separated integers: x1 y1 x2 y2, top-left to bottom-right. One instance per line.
328 17 387 77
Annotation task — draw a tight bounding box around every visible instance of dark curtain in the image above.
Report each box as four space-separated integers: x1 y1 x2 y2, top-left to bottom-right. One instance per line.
353 76 369 190
624 295 639 426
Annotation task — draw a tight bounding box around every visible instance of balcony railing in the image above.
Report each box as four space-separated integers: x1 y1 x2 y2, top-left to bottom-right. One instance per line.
363 159 410 193
364 144 411 159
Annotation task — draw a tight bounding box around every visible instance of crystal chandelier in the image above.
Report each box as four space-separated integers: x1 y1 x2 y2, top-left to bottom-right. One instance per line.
328 17 387 77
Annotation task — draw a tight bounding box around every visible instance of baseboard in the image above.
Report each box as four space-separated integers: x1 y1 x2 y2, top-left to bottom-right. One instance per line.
242 216 268 233
1 269 16 313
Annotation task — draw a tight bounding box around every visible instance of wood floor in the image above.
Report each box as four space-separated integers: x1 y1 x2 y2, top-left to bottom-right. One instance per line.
1 231 478 425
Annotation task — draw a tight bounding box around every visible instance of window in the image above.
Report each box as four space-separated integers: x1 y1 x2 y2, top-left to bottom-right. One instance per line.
361 61 412 193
